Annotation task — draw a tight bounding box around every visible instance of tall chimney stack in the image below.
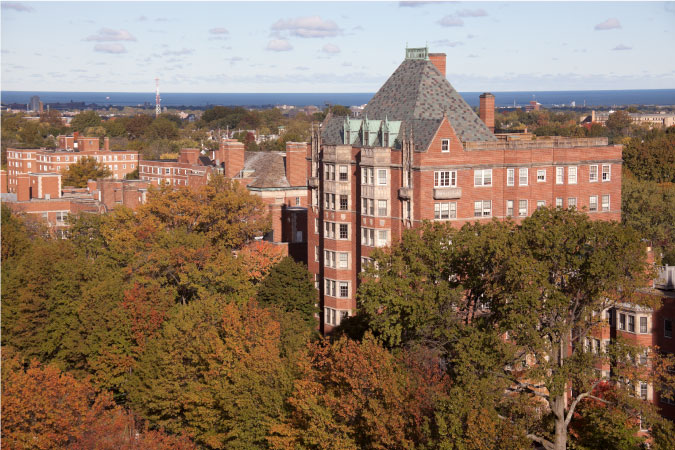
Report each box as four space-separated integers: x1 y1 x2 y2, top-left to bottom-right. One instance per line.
479 93 495 133
428 53 446 77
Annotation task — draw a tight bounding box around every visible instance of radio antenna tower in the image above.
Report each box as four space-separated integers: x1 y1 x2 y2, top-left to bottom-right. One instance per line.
155 77 161 117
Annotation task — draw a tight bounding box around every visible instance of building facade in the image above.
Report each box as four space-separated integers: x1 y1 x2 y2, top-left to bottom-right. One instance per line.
6 134 139 192
307 47 623 333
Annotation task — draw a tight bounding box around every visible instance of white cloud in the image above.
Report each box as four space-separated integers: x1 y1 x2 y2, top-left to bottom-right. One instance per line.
137 16 148 22
209 27 229 35
1 2 33 12
399 1 436 7
162 48 194 56
432 39 463 47
271 16 341 38
94 43 127 54
322 43 341 54
612 44 632 51
86 28 136 42
438 15 464 27
457 8 487 18
266 39 293 51
595 18 621 30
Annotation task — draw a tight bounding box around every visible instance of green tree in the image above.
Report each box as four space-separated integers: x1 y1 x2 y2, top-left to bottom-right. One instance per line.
128 299 292 450
125 114 153 139
256 257 317 327
71 111 102 132
145 117 179 140
622 128 675 183
61 156 111 187
605 110 632 138
359 208 657 450
329 105 351 116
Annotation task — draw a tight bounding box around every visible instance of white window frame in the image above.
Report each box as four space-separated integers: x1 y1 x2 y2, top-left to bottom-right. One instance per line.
441 139 450 152
434 202 457 220
537 200 546 209
536 169 546 182
506 200 514 217
377 169 387 186
434 170 457 188
474 200 492 217
568 166 577 184
474 169 492 187
602 164 611 182
589 165 598 182
518 199 528 217
589 195 598 212
507 168 515 186
601 194 610 212
339 165 348 181
519 168 528 186
555 198 563 208
377 200 387 217
377 229 389 247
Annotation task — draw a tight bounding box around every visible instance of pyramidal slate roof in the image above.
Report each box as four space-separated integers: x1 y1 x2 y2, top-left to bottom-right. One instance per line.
322 57 497 150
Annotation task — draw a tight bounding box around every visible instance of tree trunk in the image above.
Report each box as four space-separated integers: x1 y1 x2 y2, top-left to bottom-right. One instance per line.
553 395 567 450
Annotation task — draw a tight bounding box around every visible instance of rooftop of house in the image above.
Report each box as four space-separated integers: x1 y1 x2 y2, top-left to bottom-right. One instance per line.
321 52 496 150
240 151 290 189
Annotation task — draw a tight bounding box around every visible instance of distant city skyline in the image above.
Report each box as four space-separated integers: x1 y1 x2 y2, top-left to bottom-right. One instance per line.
1 1 674 93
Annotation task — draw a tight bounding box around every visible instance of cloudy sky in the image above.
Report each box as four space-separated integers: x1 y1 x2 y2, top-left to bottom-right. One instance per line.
1 1 674 93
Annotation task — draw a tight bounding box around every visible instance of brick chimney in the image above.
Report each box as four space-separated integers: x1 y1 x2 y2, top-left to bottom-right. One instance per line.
104 137 110 152
429 53 446 77
217 139 245 178
178 148 200 165
479 93 495 133
285 142 308 187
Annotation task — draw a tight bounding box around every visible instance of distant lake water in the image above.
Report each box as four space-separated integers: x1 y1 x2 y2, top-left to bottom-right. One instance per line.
2 89 675 108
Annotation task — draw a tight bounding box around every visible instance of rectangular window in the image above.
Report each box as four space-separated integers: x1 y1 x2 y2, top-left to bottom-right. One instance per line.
339 165 348 181
602 195 610 211
537 200 546 209
568 166 577 184
619 313 626 330
362 197 369 215
296 197 300 206
628 315 635 333
507 168 515 186
434 170 457 187
556 198 563 208
665 319 672 338
518 200 528 217
165 168 170 175
339 224 349 240
589 195 598 212
378 169 387 185
474 200 491 217
339 282 349 298
361 168 367 184
377 230 388 247
378 200 387 217
519 168 528 186
441 139 449 152
474 169 493 187
382 132 389 147
602 164 611 181
339 252 349 269
537 169 546 182
640 317 648 334
434 202 457 220
506 200 514 217
568 197 577 208
339 195 348 211
589 165 598 182
368 168 374 185
315 246 319 262
607 310 613 327
640 382 648 400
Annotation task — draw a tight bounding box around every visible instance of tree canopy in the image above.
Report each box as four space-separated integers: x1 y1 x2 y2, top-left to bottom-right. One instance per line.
61 156 111 187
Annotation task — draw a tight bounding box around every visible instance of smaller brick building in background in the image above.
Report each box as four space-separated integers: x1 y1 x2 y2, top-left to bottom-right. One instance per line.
6 133 139 192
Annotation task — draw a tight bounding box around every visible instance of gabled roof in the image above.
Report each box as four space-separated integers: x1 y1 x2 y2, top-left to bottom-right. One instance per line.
321 57 497 150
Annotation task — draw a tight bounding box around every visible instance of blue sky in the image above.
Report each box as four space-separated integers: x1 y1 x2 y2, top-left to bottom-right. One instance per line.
1 1 674 93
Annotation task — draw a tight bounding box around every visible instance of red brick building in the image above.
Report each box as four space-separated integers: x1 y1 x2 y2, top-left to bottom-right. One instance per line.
3 172 103 236
307 47 623 333
137 142 309 259
6 134 139 192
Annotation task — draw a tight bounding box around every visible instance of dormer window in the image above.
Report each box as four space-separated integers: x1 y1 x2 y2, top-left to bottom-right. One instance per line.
383 132 389 147
345 130 350 144
364 131 370 144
